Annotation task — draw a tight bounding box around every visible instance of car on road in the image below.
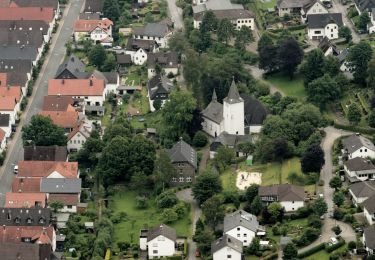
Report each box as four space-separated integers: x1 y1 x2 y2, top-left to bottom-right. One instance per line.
13 165 18 174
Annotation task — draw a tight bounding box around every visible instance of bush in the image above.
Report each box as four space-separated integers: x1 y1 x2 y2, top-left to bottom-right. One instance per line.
334 122 375 135
136 196 148 209
193 131 208 147
297 243 325 258
156 191 178 209
348 241 356 250
343 213 354 223
325 239 345 253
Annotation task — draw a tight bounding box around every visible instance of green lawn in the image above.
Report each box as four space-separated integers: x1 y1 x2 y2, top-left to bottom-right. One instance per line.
266 73 306 98
101 102 112 128
220 170 237 192
132 87 150 114
130 110 162 130
257 0 277 9
303 245 347 260
110 189 192 244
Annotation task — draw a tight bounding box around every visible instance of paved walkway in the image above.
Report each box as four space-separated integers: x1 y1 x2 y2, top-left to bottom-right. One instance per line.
166 0 183 30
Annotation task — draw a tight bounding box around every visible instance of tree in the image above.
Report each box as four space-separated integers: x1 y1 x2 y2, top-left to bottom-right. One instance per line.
324 56 341 77
347 103 362 125
157 191 178 209
329 176 342 191
367 56 375 90
103 0 120 22
312 198 327 216
102 123 132 143
278 38 304 79
332 225 342 236
301 144 325 173
194 228 215 256
192 171 223 204
22 115 67 146
89 44 106 69
245 184 259 204
369 110 375 128
348 241 356 251
102 53 117 72
283 242 298 260
306 74 341 109
161 208 179 223
49 201 64 213
267 202 282 223
153 99 162 111
154 149 177 191
127 135 156 176
201 195 225 229
348 41 373 85
258 33 279 73
199 10 217 33
339 26 352 43
358 12 370 32
333 192 345 207
193 131 208 147
237 142 255 156
250 196 263 216
217 18 234 44
213 146 235 172
246 237 260 255
234 26 254 51
300 49 325 86
76 133 104 167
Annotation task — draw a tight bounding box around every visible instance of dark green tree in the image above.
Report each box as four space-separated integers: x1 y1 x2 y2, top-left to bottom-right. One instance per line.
333 191 345 207
246 237 260 255
193 131 208 147
102 124 132 143
153 149 177 191
267 202 282 223
103 0 120 22
278 38 304 79
358 12 370 32
214 146 235 172
306 74 341 109
245 184 259 203
367 56 375 90
192 171 223 204
332 225 342 236
329 176 342 191
102 53 117 72
348 41 373 85
217 18 234 44
300 49 325 86
199 10 217 33
301 144 325 173
339 26 352 42
89 44 106 69
153 99 162 111
312 198 328 216
258 33 279 73
128 135 156 176
234 26 254 51
283 242 298 260
368 110 375 128
201 195 225 229
324 55 341 77
347 103 362 124
250 196 263 216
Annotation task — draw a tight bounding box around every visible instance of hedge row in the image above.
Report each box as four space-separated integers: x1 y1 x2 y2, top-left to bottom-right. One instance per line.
269 24 307 33
326 239 346 253
264 252 278 260
334 122 375 135
297 243 325 258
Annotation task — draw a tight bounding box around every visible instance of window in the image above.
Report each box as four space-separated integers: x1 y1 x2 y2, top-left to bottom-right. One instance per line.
244 234 247 237
244 240 247 243
331 29 333 32
237 227 240 231
153 250 158 254
360 149 363 152
186 177 192 182
314 30 321 34
292 201 294 203
227 255 232 259
179 177 184 182
39 218 45 224
365 149 368 152
67 205 73 209
237 234 240 237
172 177 177 182
7 213 10 220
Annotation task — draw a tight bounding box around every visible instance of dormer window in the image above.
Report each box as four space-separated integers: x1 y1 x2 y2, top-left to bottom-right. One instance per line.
7 213 11 220
14 217 20 224
39 218 45 224
26 218 33 224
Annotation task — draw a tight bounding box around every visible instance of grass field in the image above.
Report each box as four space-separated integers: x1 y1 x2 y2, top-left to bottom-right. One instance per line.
266 73 306 98
257 0 277 9
110 189 191 244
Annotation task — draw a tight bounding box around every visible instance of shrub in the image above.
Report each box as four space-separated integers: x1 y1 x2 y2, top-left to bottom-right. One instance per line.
156 191 178 209
325 239 345 253
348 241 356 250
343 214 354 223
297 243 325 258
193 131 208 147
136 196 148 209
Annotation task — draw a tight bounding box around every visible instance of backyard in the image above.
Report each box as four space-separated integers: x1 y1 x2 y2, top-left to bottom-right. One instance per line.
266 73 306 98
303 245 347 260
340 89 372 126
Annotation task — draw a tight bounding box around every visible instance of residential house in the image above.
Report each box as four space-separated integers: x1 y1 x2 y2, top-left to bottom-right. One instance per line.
0 113 11 138
223 210 260 246
348 181 375 205
0 72 24 98
0 207 51 226
168 139 197 185
5 192 47 208
363 227 375 255
301 0 328 22
318 37 340 56
10 0 60 19
39 110 81 133
125 38 159 65
0 30 45 54
0 60 33 89
338 48 350 72
67 121 93 152
17 160 79 179
147 74 174 112
141 224 176 259
116 53 132 73
42 95 83 113
0 242 52 260
73 18 113 47
354 0 375 14
258 184 305 212
344 157 375 181
147 51 179 79
192 0 254 30
24 146 68 161
0 20 51 43
47 77 106 116
362 193 375 224
212 234 243 260
83 0 104 14
6 72 29 96
55 54 89 79
277 0 306 16
12 177 42 193
79 13 100 20
132 22 172 48
0 128 5 152
307 13 343 40
0 46 39 66
210 131 251 159
91 70 120 94
0 86 21 126
342 134 375 159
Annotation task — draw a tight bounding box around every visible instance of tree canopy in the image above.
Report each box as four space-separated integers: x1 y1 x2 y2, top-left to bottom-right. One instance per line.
192 171 223 204
348 41 373 85
301 144 325 173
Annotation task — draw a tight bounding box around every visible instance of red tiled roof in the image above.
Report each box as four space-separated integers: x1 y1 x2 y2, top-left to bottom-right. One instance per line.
12 177 41 193
17 161 78 178
48 193 79 206
0 226 54 245
0 96 17 110
74 18 113 32
42 95 75 112
0 86 21 102
0 128 5 142
0 7 54 23
39 110 80 129
5 192 46 208
47 78 105 96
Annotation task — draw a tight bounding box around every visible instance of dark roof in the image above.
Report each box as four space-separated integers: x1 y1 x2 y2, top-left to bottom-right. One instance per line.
11 0 58 9
354 0 375 12
0 243 41 260
0 113 10 126
210 131 251 152
0 59 32 74
211 234 243 254
259 184 305 201
6 72 28 86
169 139 197 169
345 157 375 171
194 8 253 21
363 193 375 214
223 80 243 104
318 37 339 55
55 54 87 79
79 13 100 20
83 0 104 13
24 146 68 162
349 180 375 198
277 0 308 8
147 74 173 100
147 52 178 69
147 224 176 242
116 53 132 65
0 46 38 61
126 38 158 52
342 134 375 154
133 23 170 38
223 210 259 233
0 207 51 226
242 94 268 125
337 48 349 63
202 89 223 124
92 70 118 84
42 95 74 111
40 178 81 193
307 13 343 28
0 30 44 47
364 227 375 249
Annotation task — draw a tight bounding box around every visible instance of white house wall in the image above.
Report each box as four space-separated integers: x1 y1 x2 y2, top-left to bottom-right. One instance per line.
147 235 175 259
202 117 222 137
68 132 88 152
281 201 304 212
213 246 242 260
364 207 375 225
350 147 375 160
225 227 255 246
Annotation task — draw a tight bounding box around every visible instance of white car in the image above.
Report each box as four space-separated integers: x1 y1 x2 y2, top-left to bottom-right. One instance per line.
13 165 18 174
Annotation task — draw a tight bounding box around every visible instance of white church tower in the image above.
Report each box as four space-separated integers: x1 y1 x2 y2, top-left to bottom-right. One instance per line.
223 79 244 135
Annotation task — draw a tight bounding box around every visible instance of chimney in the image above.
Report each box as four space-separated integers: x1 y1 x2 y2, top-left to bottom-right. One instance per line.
89 79 93 86
62 79 64 84
2 225 5 230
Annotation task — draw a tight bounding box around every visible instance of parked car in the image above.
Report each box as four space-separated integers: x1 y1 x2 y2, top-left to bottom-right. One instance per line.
355 227 364 233
13 165 18 174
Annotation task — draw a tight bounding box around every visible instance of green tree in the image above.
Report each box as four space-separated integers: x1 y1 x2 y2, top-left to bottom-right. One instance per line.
194 228 215 256
369 110 375 128
102 123 132 143
127 135 156 176
103 0 120 22
306 74 341 109
278 38 304 79
153 99 162 111
22 115 67 146
217 18 234 44
367 56 375 90
283 242 298 260
267 202 282 223
324 55 341 77
102 53 117 72
332 225 342 236
333 191 345 207
199 10 217 33
193 131 208 147
358 12 370 32
245 184 259 204
130 171 149 195
329 176 342 191
213 146 235 172
202 195 225 229
237 142 255 156
347 103 362 124
312 198 327 216
250 196 263 216
154 149 177 191
76 133 104 167
192 171 223 204
300 49 325 86
246 237 260 255
168 31 188 53
49 201 64 213
348 41 373 85
301 144 325 173
161 208 179 223
339 26 352 42
234 25 254 51
89 44 106 69
258 33 278 73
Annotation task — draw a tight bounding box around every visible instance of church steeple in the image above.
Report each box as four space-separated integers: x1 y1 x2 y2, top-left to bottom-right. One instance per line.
224 78 243 104
212 88 217 102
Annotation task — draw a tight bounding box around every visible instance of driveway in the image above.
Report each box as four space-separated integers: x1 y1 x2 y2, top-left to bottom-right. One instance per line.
0 0 84 206
166 0 183 30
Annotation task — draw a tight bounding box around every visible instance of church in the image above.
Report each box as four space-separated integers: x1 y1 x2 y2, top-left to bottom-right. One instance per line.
201 80 267 137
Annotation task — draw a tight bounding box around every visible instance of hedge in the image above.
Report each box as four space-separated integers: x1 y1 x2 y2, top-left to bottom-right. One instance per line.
269 24 307 33
297 243 325 258
325 239 345 253
264 252 278 260
334 122 375 135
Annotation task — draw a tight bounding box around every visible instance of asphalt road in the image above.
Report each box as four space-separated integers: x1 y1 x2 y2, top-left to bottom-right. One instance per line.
0 0 84 205
166 0 183 30
331 0 361 43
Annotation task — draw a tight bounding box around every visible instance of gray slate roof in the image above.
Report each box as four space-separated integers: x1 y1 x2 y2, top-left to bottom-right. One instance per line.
307 13 343 28
55 54 87 79
0 207 51 226
349 180 375 198
211 234 243 254
24 146 68 161
259 184 305 201
242 94 268 125
0 243 41 260
147 51 178 69
318 37 339 55
277 0 310 8
223 210 259 233
0 20 49 35
364 227 375 249
12 0 58 9
210 131 251 152
133 23 170 38
84 0 103 13
337 48 349 64
343 134 375 154
0 30 44 47
126 38 158 52
224 80 243 104
6 72 28 86
147 224 176 242
0 46 37 61
169 139 197 169
354 0 375 12
147 74 173 100
0 59 32 74
363 193 375 214
345 157 375 171
116 53 132 65
91 70 118 84
0 114 10 127
202 89 223 124
40 178 81 193
194 9 253 21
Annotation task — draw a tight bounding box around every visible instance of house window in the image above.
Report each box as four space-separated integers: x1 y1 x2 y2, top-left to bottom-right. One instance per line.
292 201 295 203
244 234 247 237
237 234 240 237
186 177 192 182
27 218 32 224
7 213 10 220
237 227 240 231
39 218 45 224
360 149 363 152
227 255 232 259
179 177 184 182
67 205 73 209
153 250 158 254
365 149 368 152
244 240 247 243
172 177 177 182
314 30 321 34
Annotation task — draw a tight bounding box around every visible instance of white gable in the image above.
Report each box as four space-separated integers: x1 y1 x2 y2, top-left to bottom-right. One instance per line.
47 171 65 178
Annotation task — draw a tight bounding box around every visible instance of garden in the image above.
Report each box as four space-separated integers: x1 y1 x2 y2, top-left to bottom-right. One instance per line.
265 73 306 99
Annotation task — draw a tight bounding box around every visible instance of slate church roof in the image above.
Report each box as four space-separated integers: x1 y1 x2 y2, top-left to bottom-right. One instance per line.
168 139 197 169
